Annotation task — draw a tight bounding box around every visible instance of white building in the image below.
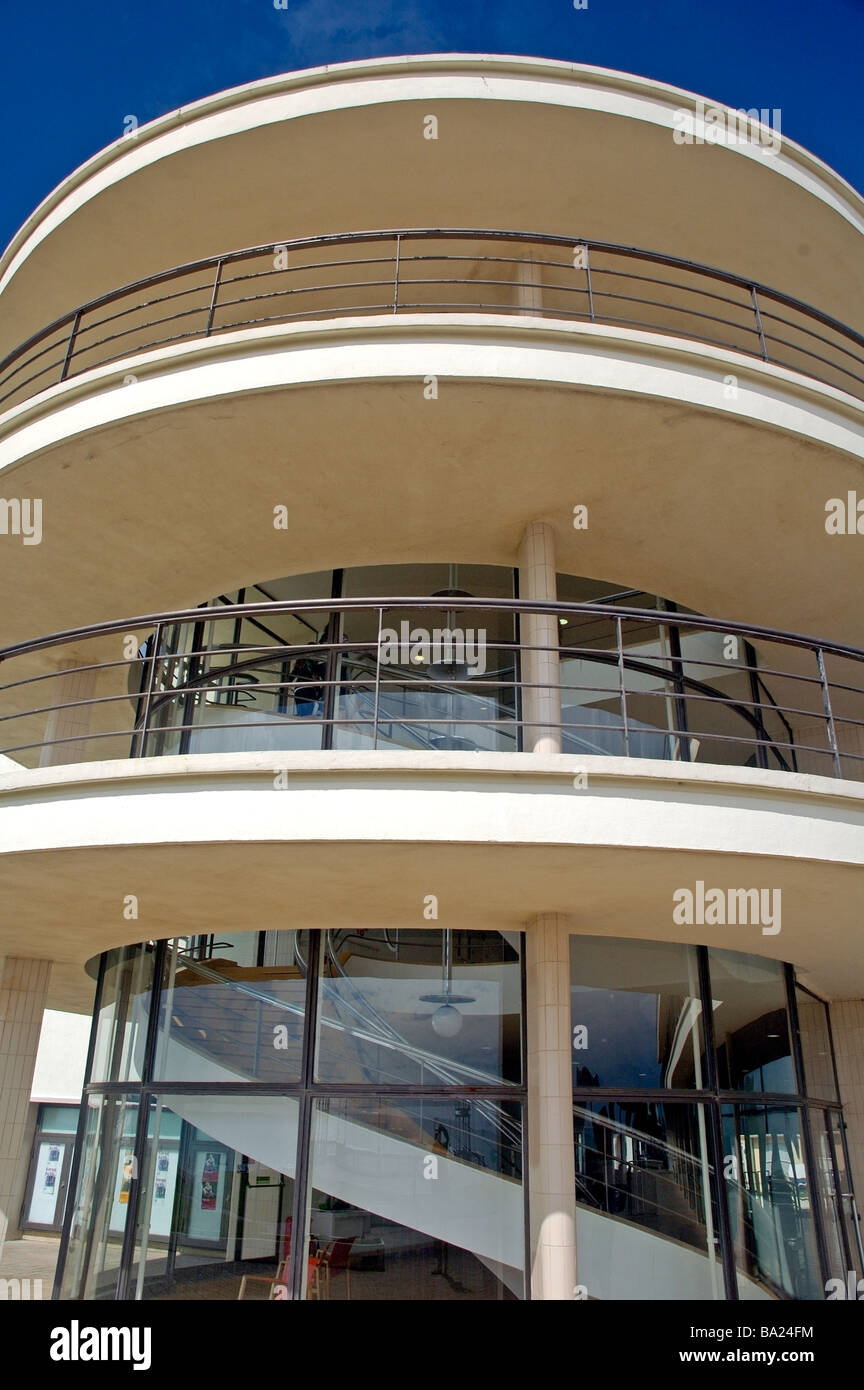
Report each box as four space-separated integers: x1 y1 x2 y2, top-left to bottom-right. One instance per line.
0 55 862 1301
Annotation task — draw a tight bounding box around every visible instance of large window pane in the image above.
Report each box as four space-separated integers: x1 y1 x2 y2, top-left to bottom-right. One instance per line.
315 930 522 1085
58 1094 139 1300
572 1100 723 1299
130 1095 300 1300
153 933 308 1083
721 1103 822 1299
570 936 704 1088
708 950 795 1093
794 986 839 1101
89 944 155 1083
828 1110 864 1282
304 1096 524 1300
809 1110 850 1284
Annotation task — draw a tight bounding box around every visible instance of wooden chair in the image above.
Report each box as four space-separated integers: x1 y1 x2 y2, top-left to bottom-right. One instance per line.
237 1252 323 1300
237 1215 295 1300
237 1254 289 1300
318 1237 356 1300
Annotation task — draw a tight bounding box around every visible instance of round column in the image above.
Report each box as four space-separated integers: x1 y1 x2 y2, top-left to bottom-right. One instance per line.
525 912 578 1299
518 521 561 755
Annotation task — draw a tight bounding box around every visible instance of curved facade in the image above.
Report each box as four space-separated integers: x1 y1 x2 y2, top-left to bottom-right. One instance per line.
0 55 863 1302
55 931 854 1302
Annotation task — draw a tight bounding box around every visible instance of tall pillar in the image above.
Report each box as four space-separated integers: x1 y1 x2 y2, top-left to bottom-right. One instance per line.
0 957 51 1247
518 522 561 754
828 1000 864 1211
525 913 578 1299
39 655 95 767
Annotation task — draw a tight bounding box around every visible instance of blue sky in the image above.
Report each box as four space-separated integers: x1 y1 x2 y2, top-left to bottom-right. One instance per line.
1 0 862 253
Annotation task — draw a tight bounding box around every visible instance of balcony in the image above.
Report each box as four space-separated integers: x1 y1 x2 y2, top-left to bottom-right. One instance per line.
1 229 862 414
2 597 862 780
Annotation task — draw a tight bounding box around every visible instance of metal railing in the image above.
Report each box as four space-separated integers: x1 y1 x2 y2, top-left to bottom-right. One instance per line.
1 229 863 412
1 597 862 780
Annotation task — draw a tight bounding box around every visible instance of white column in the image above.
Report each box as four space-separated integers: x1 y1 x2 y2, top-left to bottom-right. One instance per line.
0 957 51 1247
39 656 96 767
518 521 561 754
525 913 578 1299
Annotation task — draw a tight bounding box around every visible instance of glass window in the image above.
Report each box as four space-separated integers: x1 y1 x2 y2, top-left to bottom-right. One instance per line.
89 945 155 1083
153 934 308 1083
572 1100 723 1299
315 929 522 1085
58 1093 139 1300
828 1110 864 1283
570 936 704 1088
341 563 514 600
707 949 795 1093
794 986 838 1101
720 1103 822 1299
129 1095 300 1300
303 1096 524 1300
809 1110 850 1284
40 1105 82 1134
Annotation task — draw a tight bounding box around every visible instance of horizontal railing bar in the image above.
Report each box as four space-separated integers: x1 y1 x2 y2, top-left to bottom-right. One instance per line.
3 598 863 664
758 307 864 369
1 229 862 415
72 282 215 340
2 715 841 759
4 228 862 365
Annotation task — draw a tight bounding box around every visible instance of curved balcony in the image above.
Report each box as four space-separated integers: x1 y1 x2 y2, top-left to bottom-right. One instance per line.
2 597 862 780
1 229 862 414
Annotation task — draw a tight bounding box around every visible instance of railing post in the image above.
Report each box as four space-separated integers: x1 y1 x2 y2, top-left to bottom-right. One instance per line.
392 235 402 314
615 616 631 757
138 622 162 759
59 310 82 382
816 646 843 778
373 607 384 748
751 285 769 361
582 243 595 322
205 259 223 336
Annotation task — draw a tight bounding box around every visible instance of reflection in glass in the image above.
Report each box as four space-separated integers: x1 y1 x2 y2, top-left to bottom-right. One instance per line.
315 930 522 1085
154 933 307 1082
810 1110 849 1283
333 596 518 755
90 944 155 1082
572 1100 722 1299
708 950 795 1093
130 1096 299 1300
794 986 838 1101
58 1094 139 1300
828 1111 864 1281
721 1104 821 1299
570 936 703 1088
304 1097 524 1300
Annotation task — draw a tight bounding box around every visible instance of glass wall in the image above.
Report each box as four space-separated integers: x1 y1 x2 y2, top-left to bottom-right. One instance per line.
305 1097 523 1300
570 935 854 1301
122 564 803 768
59 928 526 1302
720 1104 821 1300
58 930 853 1302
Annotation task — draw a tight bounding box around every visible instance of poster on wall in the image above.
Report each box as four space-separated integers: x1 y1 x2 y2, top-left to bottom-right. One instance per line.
200 1152 220 1210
